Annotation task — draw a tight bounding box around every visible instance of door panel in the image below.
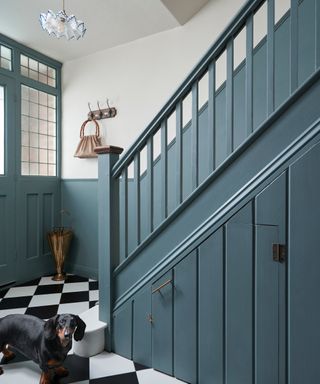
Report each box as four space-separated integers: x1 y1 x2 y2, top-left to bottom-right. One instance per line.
225 203 254 384
256 172 287 384
174 251 197 383
199 228 224 384
152 270 173 375
0 75 15 285
255 225 279 384
16 179 59 281
133 287 152 367
112 301 132 359
289 141 320 383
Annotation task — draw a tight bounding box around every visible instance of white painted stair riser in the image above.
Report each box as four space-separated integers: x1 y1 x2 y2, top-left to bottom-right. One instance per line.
73 305 107 358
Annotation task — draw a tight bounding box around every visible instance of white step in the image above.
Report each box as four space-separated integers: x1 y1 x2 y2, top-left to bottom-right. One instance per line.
73 304 107 358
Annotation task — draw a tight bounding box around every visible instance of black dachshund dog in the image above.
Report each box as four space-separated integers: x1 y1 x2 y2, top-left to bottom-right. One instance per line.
0 313 86 383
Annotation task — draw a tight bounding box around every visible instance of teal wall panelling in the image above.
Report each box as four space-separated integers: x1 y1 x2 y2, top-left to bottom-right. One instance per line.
111 129 320 382
61 179 98 279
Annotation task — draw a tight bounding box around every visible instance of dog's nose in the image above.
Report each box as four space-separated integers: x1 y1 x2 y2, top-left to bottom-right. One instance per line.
64 331 71 339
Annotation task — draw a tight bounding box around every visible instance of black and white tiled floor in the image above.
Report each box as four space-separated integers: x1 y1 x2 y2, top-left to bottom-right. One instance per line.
0 274 185 383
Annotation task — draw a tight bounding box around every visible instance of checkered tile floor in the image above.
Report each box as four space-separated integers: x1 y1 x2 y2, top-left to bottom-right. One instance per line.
0 274 185 383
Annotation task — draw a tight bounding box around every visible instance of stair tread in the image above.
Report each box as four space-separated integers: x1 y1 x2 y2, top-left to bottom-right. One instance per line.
80 305 107 333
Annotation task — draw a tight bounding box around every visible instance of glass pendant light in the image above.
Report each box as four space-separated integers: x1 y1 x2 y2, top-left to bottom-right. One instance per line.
39 0 86 40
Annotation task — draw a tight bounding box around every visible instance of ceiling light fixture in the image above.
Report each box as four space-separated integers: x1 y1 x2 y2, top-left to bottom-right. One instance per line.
39 0 86 40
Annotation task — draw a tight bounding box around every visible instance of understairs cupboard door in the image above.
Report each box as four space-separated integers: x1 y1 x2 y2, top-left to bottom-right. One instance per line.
0 75 16 285
133 286 152 367
152 270 174 376
289 140 320 384
151 254 197 383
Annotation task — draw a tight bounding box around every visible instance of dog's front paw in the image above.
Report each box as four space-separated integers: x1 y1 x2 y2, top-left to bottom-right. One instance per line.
0 367 3 375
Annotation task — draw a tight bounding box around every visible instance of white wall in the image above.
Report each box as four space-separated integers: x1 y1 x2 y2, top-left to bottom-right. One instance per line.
62 0 248 179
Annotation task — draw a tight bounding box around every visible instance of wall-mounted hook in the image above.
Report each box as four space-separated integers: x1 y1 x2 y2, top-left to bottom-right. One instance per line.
87 98 117 120
88 102 94 120
97 101 103 119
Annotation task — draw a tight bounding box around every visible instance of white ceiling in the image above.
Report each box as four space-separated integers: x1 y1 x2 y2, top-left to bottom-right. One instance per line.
0 0 209 63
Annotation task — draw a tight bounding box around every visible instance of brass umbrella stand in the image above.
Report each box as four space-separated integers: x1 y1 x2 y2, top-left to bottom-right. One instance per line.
47 227 73 281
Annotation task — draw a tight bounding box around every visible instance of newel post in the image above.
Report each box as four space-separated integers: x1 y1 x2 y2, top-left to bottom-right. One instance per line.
94 145 123 352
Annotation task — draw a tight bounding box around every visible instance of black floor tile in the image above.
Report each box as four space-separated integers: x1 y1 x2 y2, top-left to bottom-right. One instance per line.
134 362 149 371
90 372 139 384
60 291 89 304
0 296 32 309
58 354 90 383
0 288 9 299
25 304 59 319
65 275 89 283
89 301 98 308
89 281 99 290
35 284 64 295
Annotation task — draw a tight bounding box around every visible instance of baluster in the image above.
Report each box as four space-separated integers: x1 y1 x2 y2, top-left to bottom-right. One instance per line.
120 167 128 260
161 121 168 221
290 0 299 92
176 102 183 207
147 137 154 234
208 62 216 173
226 40 234 153
191 82 199 190
267 0 275 115
133 152 141 246
246 14 253 136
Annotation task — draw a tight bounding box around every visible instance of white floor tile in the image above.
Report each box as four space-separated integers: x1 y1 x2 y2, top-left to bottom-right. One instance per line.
89 290 99 301
0 361 41 384
137 369 187 383
89 352 135 380
58 301 89 315
0 307 27 318
38 276 63 286
4 286 37 298
29 293 61 307
63 282 89 293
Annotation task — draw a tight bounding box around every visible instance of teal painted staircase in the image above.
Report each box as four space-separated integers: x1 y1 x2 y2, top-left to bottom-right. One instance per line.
95 0 320 383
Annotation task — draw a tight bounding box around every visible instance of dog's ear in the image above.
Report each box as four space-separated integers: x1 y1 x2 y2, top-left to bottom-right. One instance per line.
74 315 86 341
44 315 59 340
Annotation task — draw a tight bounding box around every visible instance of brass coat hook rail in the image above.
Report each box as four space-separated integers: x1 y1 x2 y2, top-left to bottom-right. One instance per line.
88 99 117 120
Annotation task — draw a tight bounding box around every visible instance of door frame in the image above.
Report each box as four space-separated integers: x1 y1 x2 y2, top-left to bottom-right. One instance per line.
0 74 16 285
